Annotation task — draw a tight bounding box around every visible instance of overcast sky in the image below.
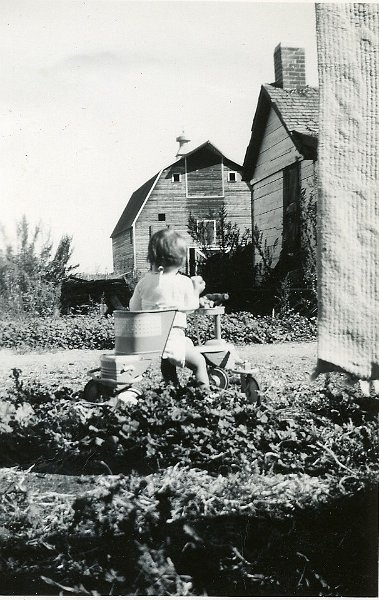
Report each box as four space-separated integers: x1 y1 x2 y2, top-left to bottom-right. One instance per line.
1 0 318 273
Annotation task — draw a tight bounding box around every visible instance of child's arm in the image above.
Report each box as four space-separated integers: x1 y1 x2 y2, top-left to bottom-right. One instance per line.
178 275 205 313
129 282 142 311
191 275 206 296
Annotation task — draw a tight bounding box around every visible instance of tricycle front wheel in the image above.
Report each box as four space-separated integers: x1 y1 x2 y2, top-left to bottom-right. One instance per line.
209 367 229 390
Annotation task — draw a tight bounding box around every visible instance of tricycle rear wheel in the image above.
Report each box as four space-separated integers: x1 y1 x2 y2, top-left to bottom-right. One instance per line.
83 380 112 402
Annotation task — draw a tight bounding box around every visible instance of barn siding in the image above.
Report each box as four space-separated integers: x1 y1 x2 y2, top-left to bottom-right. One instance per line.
134 161 188 274
112 146 252 276
133 158 251 275
186 147 224 197
112 228 134 274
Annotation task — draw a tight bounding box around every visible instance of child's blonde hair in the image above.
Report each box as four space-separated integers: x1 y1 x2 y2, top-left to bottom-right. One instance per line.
147 229 187 269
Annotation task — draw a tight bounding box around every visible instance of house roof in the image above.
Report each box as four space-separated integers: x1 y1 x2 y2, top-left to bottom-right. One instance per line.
242 84 319 181
111 141 243 238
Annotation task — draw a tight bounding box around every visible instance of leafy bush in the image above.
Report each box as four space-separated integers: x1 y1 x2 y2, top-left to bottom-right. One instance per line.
0 315 114 351
0 311 316 351
250 188 318 317
188 205 253 298
0 216 77 317
187 310 317 345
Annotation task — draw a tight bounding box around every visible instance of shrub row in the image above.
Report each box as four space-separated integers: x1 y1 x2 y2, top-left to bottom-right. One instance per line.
0 316 114 351
0 311 316 351
187 310 317 344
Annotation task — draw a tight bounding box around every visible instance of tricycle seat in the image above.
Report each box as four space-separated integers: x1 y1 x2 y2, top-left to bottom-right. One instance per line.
114 309 177 356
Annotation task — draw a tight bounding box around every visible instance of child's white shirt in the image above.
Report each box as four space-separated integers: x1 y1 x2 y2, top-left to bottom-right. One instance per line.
129 271 199 328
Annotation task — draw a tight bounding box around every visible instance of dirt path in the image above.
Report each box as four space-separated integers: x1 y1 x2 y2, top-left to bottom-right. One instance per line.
238 341 316 362
236 342 317 390
0 348 105 389
0 348 105 375
0 342 317 391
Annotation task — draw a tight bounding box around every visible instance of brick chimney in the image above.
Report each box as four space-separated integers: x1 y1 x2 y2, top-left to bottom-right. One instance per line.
274 43 306 89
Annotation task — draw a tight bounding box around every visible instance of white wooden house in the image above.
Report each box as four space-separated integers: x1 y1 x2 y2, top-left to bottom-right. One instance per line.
243 43 318 274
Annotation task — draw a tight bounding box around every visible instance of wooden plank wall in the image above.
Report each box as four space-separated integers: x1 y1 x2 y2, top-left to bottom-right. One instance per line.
186 147 223 197
254 172 283 266
253 163 317 271
134 161 187 274
300 160 317 199
112 228 134 274
253 109 293 268
254 110 298 181
134 157 251 274
252 108 316 272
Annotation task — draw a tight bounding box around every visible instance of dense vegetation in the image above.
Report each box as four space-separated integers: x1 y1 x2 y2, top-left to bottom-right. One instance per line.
187 193 318 316
0 369 377 595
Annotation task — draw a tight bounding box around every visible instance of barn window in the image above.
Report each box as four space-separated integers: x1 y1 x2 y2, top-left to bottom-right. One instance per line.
228 171 237 182
158 213 166 221
197 219 216 246
172 173 181 182
129 229 133 243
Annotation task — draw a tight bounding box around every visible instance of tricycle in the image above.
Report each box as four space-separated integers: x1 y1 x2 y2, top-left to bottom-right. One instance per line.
83 307 260 404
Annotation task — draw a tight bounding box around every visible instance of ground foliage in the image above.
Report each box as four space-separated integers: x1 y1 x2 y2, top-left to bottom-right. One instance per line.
0 310 316 351
0 368 377 595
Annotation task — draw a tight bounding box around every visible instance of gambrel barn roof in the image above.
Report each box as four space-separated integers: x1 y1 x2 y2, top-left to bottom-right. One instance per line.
111 141 242 238
243 84 319 181
111 172 160 238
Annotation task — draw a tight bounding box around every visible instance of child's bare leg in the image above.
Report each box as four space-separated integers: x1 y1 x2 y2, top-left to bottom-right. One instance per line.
161 358 179 385
185 338 209 386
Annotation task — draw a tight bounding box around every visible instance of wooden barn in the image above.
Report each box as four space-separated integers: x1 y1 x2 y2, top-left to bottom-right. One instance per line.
111 139 252 276
242 43 318 276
